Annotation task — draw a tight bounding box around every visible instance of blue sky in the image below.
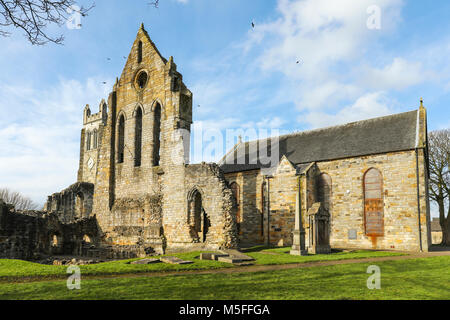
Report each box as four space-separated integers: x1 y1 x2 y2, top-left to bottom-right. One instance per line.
0 0 449 212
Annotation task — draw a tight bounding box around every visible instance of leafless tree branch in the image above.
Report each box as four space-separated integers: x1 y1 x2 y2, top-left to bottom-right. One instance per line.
0 0 94 45
429 129 450 245
0 187 39 211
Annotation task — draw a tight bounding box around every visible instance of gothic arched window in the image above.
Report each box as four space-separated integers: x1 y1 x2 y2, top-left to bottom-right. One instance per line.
93 129 98 149
86 131 91 151
117 115 125 163
317 173 332 212
152 103 161 166
230 182 241 232
364 168 384 236
134 107 143 167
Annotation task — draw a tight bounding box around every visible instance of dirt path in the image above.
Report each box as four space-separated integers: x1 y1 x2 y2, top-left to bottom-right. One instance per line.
3 250 449 284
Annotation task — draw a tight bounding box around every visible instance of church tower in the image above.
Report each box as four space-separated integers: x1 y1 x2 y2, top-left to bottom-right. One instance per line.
91 24 194 248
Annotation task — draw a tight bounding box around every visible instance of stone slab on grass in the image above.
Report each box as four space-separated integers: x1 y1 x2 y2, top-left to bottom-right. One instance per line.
130 258 161 265
211 254 230 261
217 256 243 264
160 256 193 265
200 253 216 260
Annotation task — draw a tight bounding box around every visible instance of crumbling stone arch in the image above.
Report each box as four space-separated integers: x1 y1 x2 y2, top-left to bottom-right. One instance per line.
75 192 85 218
187 188 209 243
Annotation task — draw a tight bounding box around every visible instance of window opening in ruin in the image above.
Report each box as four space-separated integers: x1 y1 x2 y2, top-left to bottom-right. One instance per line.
118 115 125 163
188 190 208 243
137 71 148 89
93 129 98 149
135 107 143 167
138 41 143 63
86 131 91 151
152 103 161 166
51 234 59 247
75 192 85 218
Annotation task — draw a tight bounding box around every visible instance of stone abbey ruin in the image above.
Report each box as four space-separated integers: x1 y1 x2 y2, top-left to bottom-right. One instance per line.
0 24 432 260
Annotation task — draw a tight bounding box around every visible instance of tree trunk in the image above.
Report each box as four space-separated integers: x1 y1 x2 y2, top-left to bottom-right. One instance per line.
442 199 450 246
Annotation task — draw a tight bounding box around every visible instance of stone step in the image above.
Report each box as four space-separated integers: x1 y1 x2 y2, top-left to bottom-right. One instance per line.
217 256 244 264
211 253 230 261
199 252 215 260
219 249 255 262
160 256 193 265
130 258 161 265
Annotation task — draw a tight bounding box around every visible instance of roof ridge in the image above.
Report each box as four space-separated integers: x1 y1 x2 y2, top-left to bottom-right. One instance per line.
242 109 419 145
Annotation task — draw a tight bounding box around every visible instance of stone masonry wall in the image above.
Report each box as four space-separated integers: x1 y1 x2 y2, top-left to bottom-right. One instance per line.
224 149 430 252
315 149 430 252
0 200 99 260
224 169 264 246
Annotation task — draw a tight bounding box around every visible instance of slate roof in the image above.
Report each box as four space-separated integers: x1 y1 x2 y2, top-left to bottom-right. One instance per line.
219 110 419 174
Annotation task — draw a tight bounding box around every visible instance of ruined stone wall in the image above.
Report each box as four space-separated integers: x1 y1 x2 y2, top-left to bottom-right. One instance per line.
162 163 237 251
89 26 239 254
0 200 99 260
225 170 265 246
45 182 94 224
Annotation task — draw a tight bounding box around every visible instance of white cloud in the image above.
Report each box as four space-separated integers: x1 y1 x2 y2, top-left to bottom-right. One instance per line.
243 0 406 128
360 58 425 91
0 78 111 206
300 92 395 128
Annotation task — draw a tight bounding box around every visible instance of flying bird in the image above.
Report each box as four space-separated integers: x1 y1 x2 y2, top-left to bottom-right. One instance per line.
107 58 111 61
102 82 107 84
296 59 301 64
251 21 255 29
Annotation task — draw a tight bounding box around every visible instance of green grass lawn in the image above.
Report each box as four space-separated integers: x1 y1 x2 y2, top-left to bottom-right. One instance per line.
0 248 404 282
0 256 448 300
244 246 405 265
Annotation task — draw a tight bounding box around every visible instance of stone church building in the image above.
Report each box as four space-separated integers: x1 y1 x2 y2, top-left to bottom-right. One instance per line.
4 24 430 259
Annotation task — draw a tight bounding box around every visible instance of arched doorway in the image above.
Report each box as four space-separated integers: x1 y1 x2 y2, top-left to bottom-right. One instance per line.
188 189 209 243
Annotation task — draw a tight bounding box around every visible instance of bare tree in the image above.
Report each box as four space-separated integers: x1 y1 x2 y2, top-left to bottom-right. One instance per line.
428 129 450 245
0 187 39 211
0 0 94 45
149 0 159 8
